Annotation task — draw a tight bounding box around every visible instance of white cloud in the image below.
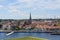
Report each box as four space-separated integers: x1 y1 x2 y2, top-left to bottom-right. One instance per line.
32 13 60 19
8 0 60 12
7 5 29 19
0 5 4 10
17 0 37 2
16 0 60 10
5 0 60 19
39 0 60 9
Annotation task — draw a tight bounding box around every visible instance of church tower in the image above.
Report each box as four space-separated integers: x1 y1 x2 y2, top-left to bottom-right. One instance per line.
23 13 32 26
29 13 32 24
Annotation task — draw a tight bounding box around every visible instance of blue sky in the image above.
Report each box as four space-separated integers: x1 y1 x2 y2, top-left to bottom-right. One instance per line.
0 0 60 19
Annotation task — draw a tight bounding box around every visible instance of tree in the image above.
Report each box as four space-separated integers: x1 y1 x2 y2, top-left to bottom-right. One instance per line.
11 25 20 31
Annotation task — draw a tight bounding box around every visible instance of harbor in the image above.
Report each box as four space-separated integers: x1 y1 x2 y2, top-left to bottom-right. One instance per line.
1 32 60 40
0 14 60 40
0 0 60 40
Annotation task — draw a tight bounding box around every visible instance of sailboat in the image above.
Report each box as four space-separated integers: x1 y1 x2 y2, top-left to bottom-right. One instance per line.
6 31 14 36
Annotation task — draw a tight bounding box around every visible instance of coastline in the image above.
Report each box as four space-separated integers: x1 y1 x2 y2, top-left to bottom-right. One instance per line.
0 30 52 33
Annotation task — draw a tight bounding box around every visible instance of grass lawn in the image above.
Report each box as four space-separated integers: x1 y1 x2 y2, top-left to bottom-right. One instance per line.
7 36 48 40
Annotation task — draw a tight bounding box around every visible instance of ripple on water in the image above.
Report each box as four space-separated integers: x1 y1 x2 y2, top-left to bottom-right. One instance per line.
0 33 60 40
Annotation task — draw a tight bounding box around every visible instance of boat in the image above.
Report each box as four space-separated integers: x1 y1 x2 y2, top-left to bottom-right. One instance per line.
6 31 14 36
51 33 60 35
51 31 60 35
50 30 60 35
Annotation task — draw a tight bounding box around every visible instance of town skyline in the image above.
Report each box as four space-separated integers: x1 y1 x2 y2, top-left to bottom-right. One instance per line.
0 0 60 19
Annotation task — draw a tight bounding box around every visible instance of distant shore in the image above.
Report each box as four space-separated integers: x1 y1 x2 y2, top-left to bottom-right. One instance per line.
0 30 52 33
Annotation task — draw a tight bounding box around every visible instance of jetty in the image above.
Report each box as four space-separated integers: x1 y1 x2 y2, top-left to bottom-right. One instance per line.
6 31 14 36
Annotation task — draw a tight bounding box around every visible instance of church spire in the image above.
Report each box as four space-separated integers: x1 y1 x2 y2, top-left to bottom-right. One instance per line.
23 13 32 25
29 13 32 24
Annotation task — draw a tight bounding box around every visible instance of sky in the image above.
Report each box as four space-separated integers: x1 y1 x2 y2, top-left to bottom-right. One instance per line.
0 0 60 19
